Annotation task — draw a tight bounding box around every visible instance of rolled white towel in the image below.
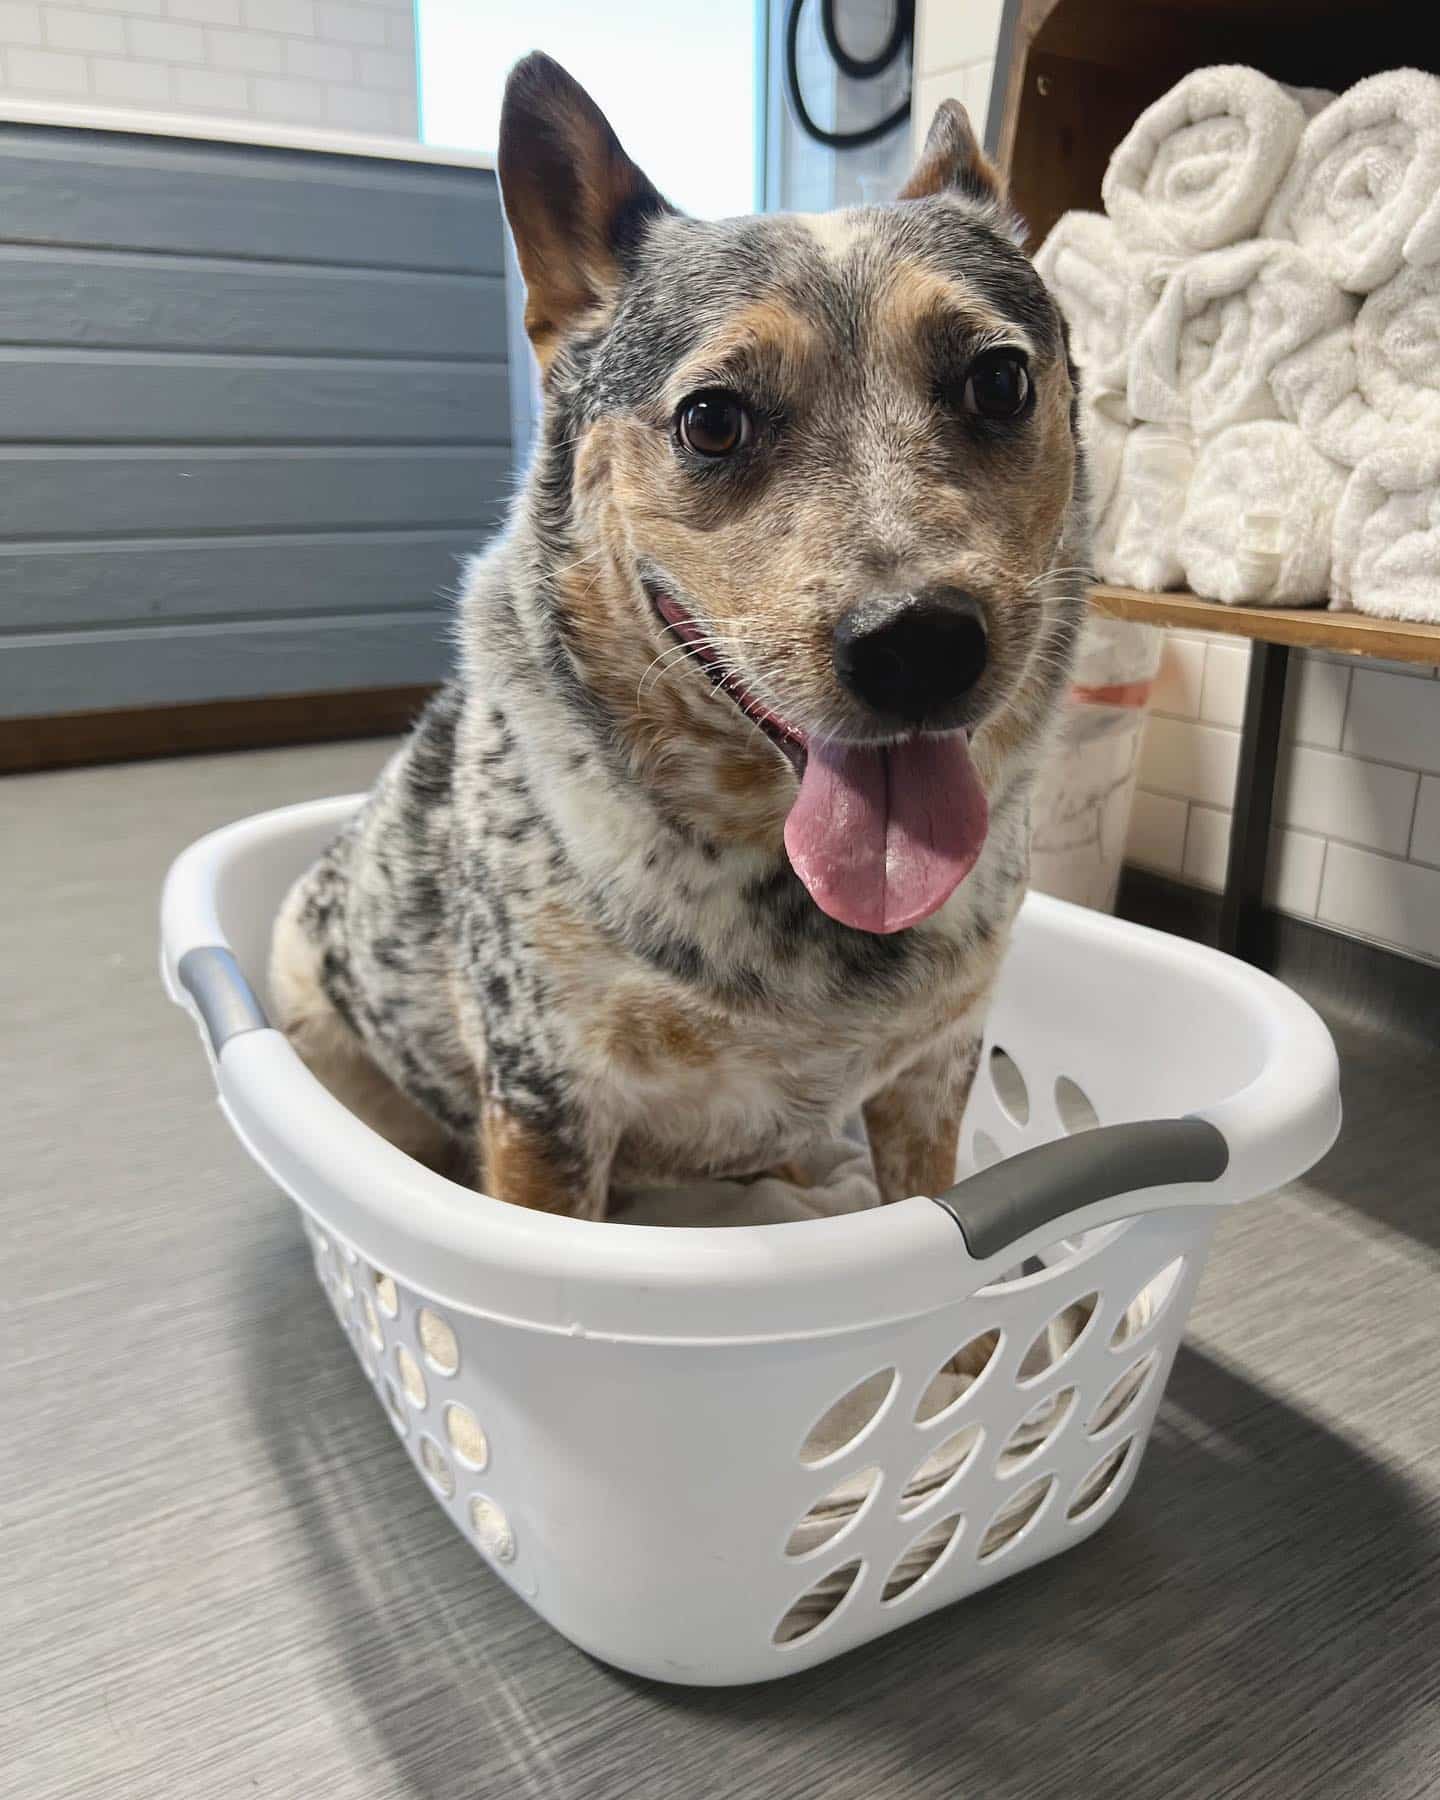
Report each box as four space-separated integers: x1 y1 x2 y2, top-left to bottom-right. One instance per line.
1094 425 1195 592
1179 422 1345 606
1272 261 1440 467
1331 437 1440 622
1033 211 1174 394
1128 240 1354 434
1080 389 1131 526
1263 69 1440 292
1102 66 1307 255
1404 174 1440 269
1033 211 1126 387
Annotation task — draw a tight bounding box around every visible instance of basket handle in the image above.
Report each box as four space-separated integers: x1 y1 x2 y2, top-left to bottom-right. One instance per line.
931 1119 1229 1260
177 945 269 1053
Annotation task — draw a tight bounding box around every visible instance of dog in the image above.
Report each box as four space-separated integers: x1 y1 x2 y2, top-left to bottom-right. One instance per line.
269 52 1088 1220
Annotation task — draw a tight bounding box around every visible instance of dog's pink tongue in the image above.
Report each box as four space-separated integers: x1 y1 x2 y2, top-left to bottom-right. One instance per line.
784 734 988 934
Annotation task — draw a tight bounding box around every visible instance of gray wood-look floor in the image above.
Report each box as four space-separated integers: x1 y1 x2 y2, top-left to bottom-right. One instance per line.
4 741 1438 1800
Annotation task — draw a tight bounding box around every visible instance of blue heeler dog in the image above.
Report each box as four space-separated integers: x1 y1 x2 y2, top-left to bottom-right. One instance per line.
270 53 1088 1218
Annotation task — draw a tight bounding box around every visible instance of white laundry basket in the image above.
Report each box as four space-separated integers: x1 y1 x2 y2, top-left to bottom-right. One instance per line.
160 796 1340 1687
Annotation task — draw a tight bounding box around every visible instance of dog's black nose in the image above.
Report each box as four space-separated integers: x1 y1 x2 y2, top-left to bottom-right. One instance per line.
833 589 989 726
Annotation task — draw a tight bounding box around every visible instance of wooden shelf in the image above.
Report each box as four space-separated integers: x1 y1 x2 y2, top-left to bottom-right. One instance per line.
1088 587 1440 666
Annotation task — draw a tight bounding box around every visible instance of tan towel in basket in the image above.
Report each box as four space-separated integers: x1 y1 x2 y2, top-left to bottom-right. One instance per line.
611 1135 881 1227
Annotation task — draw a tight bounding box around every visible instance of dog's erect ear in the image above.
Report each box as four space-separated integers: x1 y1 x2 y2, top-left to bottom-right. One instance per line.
498 53 674 367
898 98 1006 206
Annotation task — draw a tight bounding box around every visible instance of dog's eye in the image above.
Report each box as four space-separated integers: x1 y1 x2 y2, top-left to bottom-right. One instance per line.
962 351 1030 420
676 390 752 458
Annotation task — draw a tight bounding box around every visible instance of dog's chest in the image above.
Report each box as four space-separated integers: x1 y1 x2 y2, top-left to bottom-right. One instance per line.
556 942 984 1180
500 812 1015 1180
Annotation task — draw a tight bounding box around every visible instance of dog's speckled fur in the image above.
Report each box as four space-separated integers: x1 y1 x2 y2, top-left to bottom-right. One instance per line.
269 55 1089 1219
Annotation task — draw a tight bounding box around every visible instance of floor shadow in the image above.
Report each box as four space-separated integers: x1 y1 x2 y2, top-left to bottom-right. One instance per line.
242 1230 599 1800
645 1341 1435 1799
1296 1014 1440 1256
244 1233 1436 1800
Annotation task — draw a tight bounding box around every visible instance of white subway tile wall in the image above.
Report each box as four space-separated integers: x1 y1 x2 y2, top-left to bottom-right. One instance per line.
1197 641 1249 728
1134 629 1440 965
1344 668 1440 775
1411 779 1440 871
1126 788 1188 875
1180 802 1230 889
1151 634 1205 717
1318 843 1440 964
0 4 46 46
1276 742 1418 856
911 0 997 157
1265 827 1327 918
45 7 128 53
1 0 417 132
1139 712 1243 809
1280 653 1349 750
912 58 996 154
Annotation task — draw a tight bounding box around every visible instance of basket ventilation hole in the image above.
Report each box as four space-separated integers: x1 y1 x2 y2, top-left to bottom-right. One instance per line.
372 1270 399 1317
1068 1441 1135 1520
772 1561 863 1647
418 1435 456 1498
785 1467 881 1558
972 1130 1004 1171
1111 1258 1186 1348
444 1403 489 1471
396 1344 428 1410
882 1514 963 1603
978 1476 1054 1560
310 1227 330 1256
914 1332 1001 1425
798 1369 896 1465
416 1308 460 1376
1088 1353 1158 1435
1000 1388 1075 1466
361 1294 384 1352
1055 1076 1100 1134
469 1495 516 1563
1017 1294 1099 1383
336 1260 354 1300
898 1426 983 1516
990 1046 1030 1126
383 1377 408 1435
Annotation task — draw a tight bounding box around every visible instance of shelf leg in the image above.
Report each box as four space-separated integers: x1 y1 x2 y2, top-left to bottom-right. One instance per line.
1217 640 1290 963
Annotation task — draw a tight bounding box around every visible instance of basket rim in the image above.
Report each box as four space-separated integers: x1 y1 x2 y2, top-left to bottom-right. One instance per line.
159 796 1341 1341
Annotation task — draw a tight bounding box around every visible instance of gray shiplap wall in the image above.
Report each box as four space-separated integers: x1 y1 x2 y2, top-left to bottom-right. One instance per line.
0 124 511 719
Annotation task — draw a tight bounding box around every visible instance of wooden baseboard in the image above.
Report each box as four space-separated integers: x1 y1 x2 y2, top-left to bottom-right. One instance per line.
1116 866 1440 1046
0 686 438 776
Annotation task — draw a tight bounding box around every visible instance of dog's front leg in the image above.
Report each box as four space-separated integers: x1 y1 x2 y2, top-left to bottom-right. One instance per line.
863 1032 982 1205
478 1099 616 1222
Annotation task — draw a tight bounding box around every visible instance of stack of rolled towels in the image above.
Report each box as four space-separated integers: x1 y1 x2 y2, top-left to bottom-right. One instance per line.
1034 66 1440 621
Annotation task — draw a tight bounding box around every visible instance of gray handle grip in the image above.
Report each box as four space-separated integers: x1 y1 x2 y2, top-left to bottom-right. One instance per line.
932 1118 1229 1260
177 946 269 1054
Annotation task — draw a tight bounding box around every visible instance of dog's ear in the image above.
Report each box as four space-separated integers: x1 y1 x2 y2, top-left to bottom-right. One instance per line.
498 53 674 368
898 98 1006 206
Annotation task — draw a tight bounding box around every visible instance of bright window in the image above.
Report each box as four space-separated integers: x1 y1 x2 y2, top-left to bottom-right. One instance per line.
417 1 760 220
